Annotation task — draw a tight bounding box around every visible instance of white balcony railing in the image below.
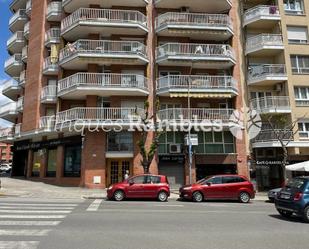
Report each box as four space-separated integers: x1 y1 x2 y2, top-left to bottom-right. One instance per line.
15 123 22 136
157 108 234 123
47 1 62 17
24 21 30 38
156 43 235 60
248 64 287 82
16 96 24 111
61 8 147 33
39 115 56 130
58 73 148 94
43 57 59 73
45 28 61 45
244 5 280 24
0 102 17 115
26 0 32 15
2 78 20 92
41 85 57 101
4 54 22 69
56 107 145 125
0 127 14 140
9 9 27 26
59 40 147 62
250 96 291 113
7 31 25 47
252 129 293 143
156 12 232 31
246 34 283 52
157 75 237 94
21 45 28 61
19 70 26 85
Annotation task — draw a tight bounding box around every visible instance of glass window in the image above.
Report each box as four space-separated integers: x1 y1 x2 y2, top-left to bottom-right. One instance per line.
284 0 305 15
214 132 223 142
205 177 222 185
64 145 81 177
107 132 133 152
46 149 57 177
131 176 145 184
32 151 40 177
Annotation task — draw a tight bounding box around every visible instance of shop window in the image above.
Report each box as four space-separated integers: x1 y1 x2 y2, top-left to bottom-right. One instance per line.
46 149 57 177
64 145 81 177
32 151 40 177
107 132 133 152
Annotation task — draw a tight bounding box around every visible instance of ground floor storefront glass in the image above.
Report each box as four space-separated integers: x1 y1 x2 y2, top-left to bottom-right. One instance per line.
46 148 57 177
64 145 81 177
32 150 40 177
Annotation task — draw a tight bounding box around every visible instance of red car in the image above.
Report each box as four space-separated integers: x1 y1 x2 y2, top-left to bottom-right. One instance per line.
107 174 170 202
179 174 255 203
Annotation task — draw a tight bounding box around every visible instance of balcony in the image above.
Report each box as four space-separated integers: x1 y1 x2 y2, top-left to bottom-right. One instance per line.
61 8 148 41
46 1 62 22
252 129 293 148
248 64 287 86
41 85 57 104
39 116 56 132
157 75 238 97
19 70 26 86
154 0 232 12
45 28 61 47
246 34 284 56
58 73 149 99
156 13 233 41
25 0 31 16
24 21 30 39
4 54 23 77
9 9 28 33
59 40 148 70
10 0 27 12
62 0 148 13
55 107 144 129
0 127 15 143
250 96 291 114
0 102 18 122
7 31 25 54
43 57 59 75
157 108 235 127
243 5 280 28
1 78 22 101
16 96 24 112
156 43 235 69
21 45 28 62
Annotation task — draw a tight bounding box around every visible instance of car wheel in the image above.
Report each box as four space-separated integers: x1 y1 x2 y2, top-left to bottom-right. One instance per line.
303 206 309 223
113 190 125 201
239 192 251 203
278 209 293 218
192 191 203 202
158 191 168 202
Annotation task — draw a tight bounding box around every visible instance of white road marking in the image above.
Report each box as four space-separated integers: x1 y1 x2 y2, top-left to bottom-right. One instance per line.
0 221 61 226
153 204 184 207
86 199 103 212
0 215 66 219
0 229 51 236
0 241 39 249
0 210 71 214
0 203 78 207
0 206 74 210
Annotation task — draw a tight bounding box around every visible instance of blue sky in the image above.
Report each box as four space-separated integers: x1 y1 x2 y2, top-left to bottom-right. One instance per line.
0 0 14 127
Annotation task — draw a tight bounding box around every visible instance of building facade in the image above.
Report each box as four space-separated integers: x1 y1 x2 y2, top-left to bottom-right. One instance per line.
0 142 12 163
2 0 307 190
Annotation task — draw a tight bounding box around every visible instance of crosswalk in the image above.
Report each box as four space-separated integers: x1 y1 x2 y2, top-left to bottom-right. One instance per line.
0 201 81 249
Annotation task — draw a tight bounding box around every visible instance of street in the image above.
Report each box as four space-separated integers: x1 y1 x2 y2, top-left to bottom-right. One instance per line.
0 197 308 249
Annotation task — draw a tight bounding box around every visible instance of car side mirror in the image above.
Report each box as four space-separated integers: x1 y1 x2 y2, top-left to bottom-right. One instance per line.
206 182 211 186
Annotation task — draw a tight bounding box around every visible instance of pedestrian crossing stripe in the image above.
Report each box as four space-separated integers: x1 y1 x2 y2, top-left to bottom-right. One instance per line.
0 221 61 226
0 229 51 236
0 241 39 249
0 210 72 214
0 215 67 219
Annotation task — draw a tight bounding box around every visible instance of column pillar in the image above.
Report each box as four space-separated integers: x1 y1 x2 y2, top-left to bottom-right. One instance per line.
26 150 33 178
56 145 64 183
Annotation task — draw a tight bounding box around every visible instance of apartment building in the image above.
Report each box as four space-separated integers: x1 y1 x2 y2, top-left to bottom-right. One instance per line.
0 0 249 188
241 0 309 190
0 142 12 163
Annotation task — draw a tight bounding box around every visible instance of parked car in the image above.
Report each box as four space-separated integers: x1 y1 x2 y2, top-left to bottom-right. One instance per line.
0 164 12 173
275 176 309 223
107 174 170 202
179 174 255 203
268 188 281 202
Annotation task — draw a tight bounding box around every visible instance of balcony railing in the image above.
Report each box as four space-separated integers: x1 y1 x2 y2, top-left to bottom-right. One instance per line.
9 9 27 29
157 108 234 124
0 127 15 140
0 102 18 115
39 115 56 130
2 78 20 93
24 21 30 39
246 34 283 53
21 45 28 61
26 0 31 15
17 96 24 111
45 28 61 45
47 1 62 20
7 31 25 48
55 107 145 126
14 123 22 137
156 43 235 61
61 8 147 34
41 85 57 102
244 5 280 25
19 70 26 85
58 73 148 94
157 75 238 94
248 64 287 82
156 12 232 31
59 40 148 62
252 129 294 143
43 57 59 74
250 96 291 114
4 54 23 69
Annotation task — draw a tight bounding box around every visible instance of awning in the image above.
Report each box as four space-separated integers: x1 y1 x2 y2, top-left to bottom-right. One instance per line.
286 161 309 172
170 93 232 98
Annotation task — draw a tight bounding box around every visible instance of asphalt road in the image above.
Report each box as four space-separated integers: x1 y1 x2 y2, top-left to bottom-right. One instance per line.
0 197 308 249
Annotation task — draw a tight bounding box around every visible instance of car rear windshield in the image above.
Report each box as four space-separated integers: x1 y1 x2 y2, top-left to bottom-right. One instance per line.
286 178 306 190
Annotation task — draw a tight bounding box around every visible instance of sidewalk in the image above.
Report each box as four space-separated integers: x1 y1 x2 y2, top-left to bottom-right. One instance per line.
0 177 269 201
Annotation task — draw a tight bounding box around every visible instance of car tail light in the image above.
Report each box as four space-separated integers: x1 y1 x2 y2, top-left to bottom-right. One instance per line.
294 192 303 201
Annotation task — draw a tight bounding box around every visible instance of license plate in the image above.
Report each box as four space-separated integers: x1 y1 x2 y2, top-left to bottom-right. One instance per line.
280 194 290 199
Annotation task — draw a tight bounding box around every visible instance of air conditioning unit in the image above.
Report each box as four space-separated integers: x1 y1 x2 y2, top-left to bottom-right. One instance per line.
169 144 181 154
180 6 190 12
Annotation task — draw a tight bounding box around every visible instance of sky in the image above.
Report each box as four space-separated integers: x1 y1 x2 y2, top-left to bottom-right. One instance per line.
0 0 15 127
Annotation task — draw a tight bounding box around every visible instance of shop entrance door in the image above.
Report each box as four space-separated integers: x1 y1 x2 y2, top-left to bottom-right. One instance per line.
107 159 132 186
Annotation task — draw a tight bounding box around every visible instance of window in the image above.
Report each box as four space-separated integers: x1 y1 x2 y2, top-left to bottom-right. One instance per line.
287 26 308 44
64 145 81 177
32 151 40 177
107 132 133 152
222 176 245 184
130 176 145 184
284 0 305 15
46 149 57 177
145 175 161 184
205 176 222 185
294 87 309 106
290 55 309 74
298 122 309 139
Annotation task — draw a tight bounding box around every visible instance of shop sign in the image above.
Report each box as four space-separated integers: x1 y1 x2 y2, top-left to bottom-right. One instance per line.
159 155 184 163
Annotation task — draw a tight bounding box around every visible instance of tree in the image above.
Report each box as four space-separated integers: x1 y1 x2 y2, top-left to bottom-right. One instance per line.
265 115 301 183
136 100 162 174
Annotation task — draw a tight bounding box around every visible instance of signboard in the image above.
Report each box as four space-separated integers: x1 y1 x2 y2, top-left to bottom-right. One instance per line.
184 134 198 146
